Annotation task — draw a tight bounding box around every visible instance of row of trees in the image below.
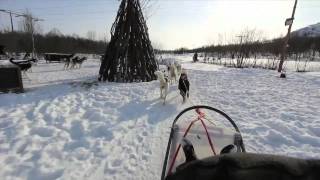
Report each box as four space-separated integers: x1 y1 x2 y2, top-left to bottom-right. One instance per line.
164 29 320 72
0 30 107 55
167 29 320 57
0 10 107 55
169 29 320 63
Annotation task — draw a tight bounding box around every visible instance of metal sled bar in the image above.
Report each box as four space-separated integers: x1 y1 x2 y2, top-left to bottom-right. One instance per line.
161 126 175 180
173 106 241 132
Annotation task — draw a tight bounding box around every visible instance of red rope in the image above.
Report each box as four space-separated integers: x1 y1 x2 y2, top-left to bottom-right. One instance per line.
199 118 217 155
195 108 216 155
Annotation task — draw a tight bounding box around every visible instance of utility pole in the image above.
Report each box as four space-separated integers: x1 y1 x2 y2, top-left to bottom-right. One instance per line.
9 12 14 32
16 14 44 58
1 9 43 58
278 0 298 72
0 9 24 32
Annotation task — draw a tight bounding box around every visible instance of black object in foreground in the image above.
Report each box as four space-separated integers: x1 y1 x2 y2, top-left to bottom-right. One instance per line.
0 64 23 93
220 144 236 154
166 153 320 180
280 72 286 78
181 138 197 163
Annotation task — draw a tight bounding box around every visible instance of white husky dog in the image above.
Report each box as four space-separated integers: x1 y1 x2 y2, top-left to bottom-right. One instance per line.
154 71 170 105
168 64 178 84
175 62 182 77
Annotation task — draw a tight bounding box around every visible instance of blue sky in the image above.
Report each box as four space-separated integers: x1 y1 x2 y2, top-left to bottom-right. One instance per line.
0 0 319 49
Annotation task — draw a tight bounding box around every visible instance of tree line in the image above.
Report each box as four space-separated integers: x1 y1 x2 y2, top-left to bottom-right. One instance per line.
192 36 320 60
168 30 320 62
0 30 108 55
161 29 320 71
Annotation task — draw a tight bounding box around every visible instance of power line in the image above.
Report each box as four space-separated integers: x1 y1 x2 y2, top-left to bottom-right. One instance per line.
0 9 25 32
1 9 44 58
41 10 113 16
14 1 117 12
18 14 44 58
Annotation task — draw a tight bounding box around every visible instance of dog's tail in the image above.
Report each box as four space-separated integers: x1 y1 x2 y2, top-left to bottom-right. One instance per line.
77 57 87 63
10 58 36 65
9 58 19 65
29 58 37 63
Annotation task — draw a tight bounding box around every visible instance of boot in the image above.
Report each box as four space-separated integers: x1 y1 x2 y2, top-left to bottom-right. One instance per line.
181 138 197 163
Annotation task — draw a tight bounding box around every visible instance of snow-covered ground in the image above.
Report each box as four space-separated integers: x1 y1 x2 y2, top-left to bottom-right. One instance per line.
159 53 320 72
0 56 319 179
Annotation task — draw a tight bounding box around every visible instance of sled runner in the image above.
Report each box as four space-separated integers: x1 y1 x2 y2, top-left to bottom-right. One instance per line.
161 105 246 180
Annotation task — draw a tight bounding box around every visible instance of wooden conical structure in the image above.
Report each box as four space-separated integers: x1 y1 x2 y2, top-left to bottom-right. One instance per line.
99 0 158 82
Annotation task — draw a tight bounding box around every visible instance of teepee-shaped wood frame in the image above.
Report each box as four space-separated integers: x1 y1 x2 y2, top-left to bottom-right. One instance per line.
99 0 158 82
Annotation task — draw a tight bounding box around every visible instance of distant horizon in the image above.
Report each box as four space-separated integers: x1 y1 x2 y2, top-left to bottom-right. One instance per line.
0 20 319 51
1 0 319 50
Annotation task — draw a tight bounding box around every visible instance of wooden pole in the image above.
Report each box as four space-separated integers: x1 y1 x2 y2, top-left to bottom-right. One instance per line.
9 12 14 32
278 0 298 72
0 9 17 32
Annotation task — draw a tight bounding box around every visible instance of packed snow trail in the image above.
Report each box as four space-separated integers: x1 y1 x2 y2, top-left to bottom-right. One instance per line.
0 57 319 179
0 60 189 179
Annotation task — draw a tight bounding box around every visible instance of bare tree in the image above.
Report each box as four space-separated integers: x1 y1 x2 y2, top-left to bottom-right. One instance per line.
72 33 80 39
86 30 96 41
1 27 12 33
152 41 163 50
17 9 43 56
18 10 41 34
140 0 160 20
47 28 63 37
235 28 261 68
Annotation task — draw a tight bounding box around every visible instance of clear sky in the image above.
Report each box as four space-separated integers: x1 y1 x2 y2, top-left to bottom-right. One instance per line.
0 0 319 50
